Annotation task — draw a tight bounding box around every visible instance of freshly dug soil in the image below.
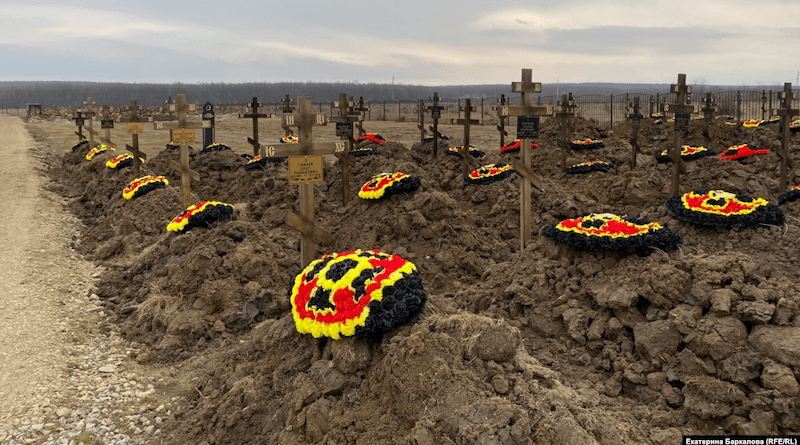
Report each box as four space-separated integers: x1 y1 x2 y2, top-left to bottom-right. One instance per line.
31 112 800 444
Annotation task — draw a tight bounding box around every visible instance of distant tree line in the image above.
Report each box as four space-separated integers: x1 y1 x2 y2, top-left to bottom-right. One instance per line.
0 80 781 109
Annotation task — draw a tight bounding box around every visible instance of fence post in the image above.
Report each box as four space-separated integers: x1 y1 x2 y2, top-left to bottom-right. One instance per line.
458 99 461 119
736 91 742 123
382 100 386 121
368 102 371 121
769 91 773 117
610 95 614 128
481 98 484 124
399 100 402 122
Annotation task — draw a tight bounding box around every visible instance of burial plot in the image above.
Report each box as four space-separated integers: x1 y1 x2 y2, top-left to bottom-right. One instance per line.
626 96 644 169
239 97 270 157
427 92 447 158
555 93 577 169
118 99 153 177
497 68 553 250
451 98 481 180
153 94 211 208
329 93 361 205
776 83 798 191
260 96 348 267
661 74 697 197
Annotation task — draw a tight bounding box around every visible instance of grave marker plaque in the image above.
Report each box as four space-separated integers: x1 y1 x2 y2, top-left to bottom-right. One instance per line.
452 98 481 180
661 74 697 197
239 97 270 157
497 68 552 250
427 92 447 158
153 94 208 208
626 96 644 169
776 83 798 191
118 99 152 177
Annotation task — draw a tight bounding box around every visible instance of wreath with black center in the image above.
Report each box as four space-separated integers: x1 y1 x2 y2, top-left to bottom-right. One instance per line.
655 145 717 163
167 201 234 232
446 145 485 158
542 213 682 255
665 189 785 228
790 120 800 133
359 173 421 199
123 176 168 200
464 163 513 186
500 140 539 154
106 153 143 169
243 155 283 170
778 185 800 206
289 249 427 340
349 146 381 157
567 138 605 150
71 140 89 152
718 144 770 161
200 142 232 154
166 142 193 151
422 135 449 143
563 160 617 174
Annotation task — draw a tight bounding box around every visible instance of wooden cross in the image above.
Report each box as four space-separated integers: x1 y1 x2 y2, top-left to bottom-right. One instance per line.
776 83 798 191
72 110 88 141
80 97 98 150
761 90 769 121
701 93 717 150
153 94 209 208
99 102 116 149
118 99 152 177
427 92 447 158
494 94 509 148
496 68 553 250
416 99 426 143
239 97 270 156
260 96 347 267
452 98 481 180
556 93 577 169
353 97 369 137
278 94 296 137
626 96 644 169
661 74 697 197
201 102 215 148
329 93 361 205
164 96 177 141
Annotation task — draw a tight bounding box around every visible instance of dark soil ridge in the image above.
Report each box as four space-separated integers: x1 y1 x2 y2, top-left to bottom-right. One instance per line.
36 115 800 444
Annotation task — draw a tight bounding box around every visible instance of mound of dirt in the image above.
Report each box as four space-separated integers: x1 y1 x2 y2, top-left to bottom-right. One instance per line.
36 114 800 444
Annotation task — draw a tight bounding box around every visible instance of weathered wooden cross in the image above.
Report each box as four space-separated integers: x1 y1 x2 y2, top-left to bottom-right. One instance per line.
329 93 361 205
776 83 798 191
260 96 347 267
99 102 117 150
278 94 296 137
72 111 88 142
239 97 270 156
416 99 426 143
626 95 644 169
662 74 697 196
701 92 717 150
153 94 211 208
351 97 369 137
556 93 577 169
427 92 447 158
80 97 98 150
497 68 552 250
451 98 481 180
118 99 152 177
494 94 509 148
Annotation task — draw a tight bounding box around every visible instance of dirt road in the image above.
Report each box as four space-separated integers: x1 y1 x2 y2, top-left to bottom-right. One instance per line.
0 115 95 424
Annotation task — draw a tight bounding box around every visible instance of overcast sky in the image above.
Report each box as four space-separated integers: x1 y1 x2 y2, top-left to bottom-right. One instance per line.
1 0 798 86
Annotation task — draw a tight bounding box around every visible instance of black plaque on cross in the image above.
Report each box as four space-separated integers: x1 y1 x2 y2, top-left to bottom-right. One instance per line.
329 93 360 205
153 94 208 208
776 83 798 191
701 93 717 151
626 96 644 169
496 68 553 250
556 93 577 169
202 102 215 149
239 97 270 157
261 96 347 267
494 94 509 148
427 92 447 158
452 98 481 180
662 74 697 197
118 99 152 177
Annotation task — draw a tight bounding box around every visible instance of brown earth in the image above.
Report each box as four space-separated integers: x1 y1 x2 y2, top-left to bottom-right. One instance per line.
27 111 800 444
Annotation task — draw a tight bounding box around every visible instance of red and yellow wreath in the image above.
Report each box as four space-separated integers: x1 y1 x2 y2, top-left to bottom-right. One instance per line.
567 138 605 149
446 145 485 158
790 120 800 132
742 119 764 128
499 140 539 154
665 189 785 228
86 144 115 160
541 213 682 255
778 185 800 206
167 201 234 232
200 142 232 154
655 145 716 163
718 144 770 160
281 135 299 143
106 153 143 169
358 173 421 199
356 133 386 144
123 175 168 200
464 163 513 186
563 160 617 174
290 249 427 340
